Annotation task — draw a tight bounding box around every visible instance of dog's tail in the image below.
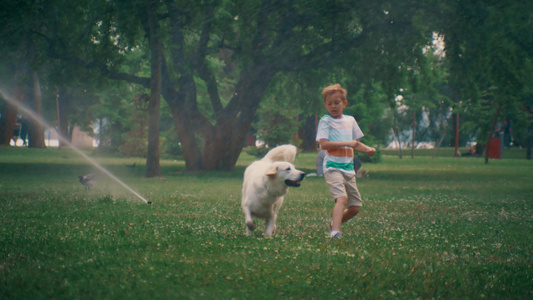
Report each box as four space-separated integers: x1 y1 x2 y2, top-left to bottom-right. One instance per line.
263 144 297 163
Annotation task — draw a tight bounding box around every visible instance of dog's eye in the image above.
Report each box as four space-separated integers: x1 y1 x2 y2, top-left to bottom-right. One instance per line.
285 167 291 171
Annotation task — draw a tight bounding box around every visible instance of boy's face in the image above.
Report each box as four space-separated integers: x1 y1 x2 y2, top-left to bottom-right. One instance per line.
324 92 347 119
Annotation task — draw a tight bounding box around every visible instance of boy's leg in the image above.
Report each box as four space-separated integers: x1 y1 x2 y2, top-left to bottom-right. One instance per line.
332 206 359 231
341 174 362 224
331 196 348 232
325 170 352 235
342 206 359 223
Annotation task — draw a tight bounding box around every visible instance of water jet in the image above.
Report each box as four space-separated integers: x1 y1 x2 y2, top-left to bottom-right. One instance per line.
1 88 152 205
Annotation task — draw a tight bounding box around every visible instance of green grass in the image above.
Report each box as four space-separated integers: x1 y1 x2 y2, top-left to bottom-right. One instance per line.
1 146 532 299
381 147 529 159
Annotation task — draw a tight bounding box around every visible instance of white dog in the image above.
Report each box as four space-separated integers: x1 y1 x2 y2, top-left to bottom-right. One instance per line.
241 144 305 237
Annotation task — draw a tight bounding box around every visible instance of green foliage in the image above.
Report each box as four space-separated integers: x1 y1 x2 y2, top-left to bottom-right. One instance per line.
343 81 392 145
440 0 532 148
118 118 148 157
356 137 382 163
91 85 137 154
0 148 532 299
253 76 303 148
243 145 270 158
1 0 531 169
160 127 183 158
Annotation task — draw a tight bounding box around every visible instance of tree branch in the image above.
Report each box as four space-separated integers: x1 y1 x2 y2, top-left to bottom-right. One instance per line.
47 47 150 87
194 3 224 120
37 30 149 86
164 0 187 74
277 21 413 72
163 0 212 134
251 0 273 63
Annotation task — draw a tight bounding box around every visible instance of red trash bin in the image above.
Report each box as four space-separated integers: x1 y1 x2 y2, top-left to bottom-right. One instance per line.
489 137 501 159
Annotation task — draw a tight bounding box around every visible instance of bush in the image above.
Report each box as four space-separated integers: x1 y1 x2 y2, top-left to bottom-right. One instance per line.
160 129 183 158
356 146 381 163
244 146 270 158
253 98 301 148
357 135 381 163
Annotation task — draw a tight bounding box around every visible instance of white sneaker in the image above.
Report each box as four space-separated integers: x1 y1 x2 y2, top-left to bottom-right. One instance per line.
330 232 342 239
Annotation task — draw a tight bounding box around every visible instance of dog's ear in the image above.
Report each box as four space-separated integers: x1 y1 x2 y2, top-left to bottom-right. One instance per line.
265 165 278 176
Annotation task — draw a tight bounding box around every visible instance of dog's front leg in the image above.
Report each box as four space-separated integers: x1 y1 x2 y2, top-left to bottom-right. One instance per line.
243 206 256 236
265 214 277 237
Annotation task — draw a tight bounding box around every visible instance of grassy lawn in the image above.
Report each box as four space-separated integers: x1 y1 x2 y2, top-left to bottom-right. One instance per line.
1 146 532 299
381 146 529 159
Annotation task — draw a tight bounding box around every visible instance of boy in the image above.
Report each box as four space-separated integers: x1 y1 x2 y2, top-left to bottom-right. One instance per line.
315 84 376 239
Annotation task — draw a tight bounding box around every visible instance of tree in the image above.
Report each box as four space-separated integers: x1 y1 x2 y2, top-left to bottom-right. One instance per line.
0 50 47 149
36 0 440 170
253 93 301 149
439 0 533 162
0 0 106 148
0 62 22 145
93 86 139 154
144 0 163 177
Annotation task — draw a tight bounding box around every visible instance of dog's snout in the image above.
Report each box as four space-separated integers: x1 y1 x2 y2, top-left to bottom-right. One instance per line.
299 173 306 181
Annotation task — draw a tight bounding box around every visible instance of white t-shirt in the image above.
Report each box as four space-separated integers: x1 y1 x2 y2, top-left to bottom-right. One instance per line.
315 114 364 174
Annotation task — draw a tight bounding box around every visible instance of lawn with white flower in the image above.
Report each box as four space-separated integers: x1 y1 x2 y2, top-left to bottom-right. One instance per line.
1 147 531 299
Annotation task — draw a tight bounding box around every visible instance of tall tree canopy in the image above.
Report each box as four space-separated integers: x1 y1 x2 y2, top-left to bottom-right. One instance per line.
439 0 533 161
25 0 437 170
2 0 529 169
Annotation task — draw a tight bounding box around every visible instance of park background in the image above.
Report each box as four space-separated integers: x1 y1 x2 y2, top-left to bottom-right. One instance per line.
1 0 531 175
0 0 532 298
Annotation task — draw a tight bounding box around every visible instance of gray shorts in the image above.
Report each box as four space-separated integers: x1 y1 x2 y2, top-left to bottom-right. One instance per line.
324 169 363 207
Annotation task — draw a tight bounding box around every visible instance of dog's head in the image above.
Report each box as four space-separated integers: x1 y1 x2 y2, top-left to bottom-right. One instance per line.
266 162 306 187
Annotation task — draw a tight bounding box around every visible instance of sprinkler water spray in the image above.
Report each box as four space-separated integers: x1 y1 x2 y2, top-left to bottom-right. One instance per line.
1 88 152 205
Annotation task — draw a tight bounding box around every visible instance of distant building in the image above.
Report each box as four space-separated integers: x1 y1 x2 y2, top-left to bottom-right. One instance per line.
42 126 96 148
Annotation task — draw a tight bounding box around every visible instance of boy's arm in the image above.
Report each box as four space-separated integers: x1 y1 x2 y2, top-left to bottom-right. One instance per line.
319 139 358 150
354 141 376 156
320 139 376 156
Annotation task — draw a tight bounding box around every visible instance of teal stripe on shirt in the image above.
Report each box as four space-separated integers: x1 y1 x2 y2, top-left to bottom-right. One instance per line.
325 161 354 171
329 132 353 142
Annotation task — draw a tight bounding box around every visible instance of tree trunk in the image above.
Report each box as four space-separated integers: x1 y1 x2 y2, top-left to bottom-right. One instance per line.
201 68 276 170
56 88 71 148
161 62 276 171
163 68 203 171
454 113 460 157
0 90 20 145
201 117 246 171
433 129 447 159
411 111 416 159
527 127 532 160
390 127 402 159
168 101 203 171
28 70 45 148
298 114 318 152
527 105 532 160
145 0 162 177
484 103 502 164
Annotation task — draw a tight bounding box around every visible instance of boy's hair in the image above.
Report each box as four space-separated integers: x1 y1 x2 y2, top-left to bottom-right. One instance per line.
321 84 347 102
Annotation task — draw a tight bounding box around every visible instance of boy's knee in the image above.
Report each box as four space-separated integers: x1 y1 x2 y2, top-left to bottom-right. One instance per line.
335 196 348 206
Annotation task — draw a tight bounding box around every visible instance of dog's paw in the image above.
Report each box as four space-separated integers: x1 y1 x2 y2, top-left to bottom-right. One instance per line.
246 220 257 231
265 225 276 237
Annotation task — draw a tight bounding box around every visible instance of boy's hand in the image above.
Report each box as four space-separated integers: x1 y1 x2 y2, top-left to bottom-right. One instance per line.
367 147 376 156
